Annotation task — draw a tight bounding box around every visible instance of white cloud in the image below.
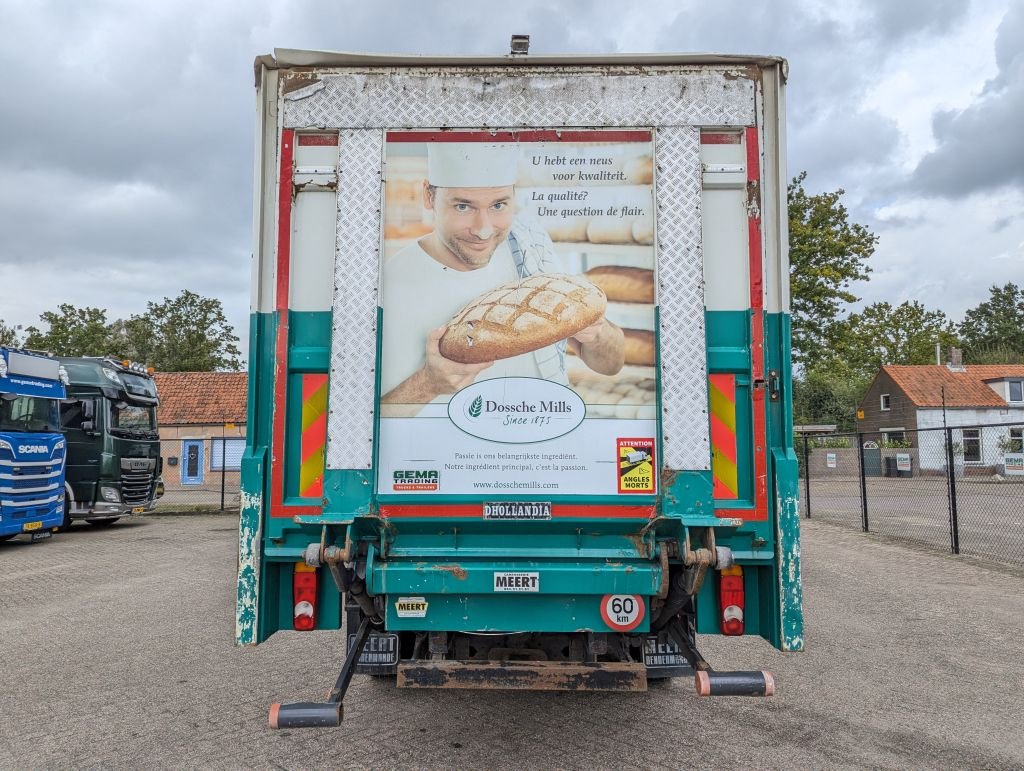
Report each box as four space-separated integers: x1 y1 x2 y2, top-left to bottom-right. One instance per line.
0 0 1019 364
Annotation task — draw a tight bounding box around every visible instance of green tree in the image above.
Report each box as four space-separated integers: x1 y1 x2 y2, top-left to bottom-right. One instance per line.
24 304 113 356
0 319 21 347
792 367 868 432
119 290 242 372
959 283 1024 361
788 172 877 369
826 301 959 380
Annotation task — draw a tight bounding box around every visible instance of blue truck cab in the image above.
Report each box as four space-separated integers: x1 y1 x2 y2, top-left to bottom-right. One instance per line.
0 348 68 543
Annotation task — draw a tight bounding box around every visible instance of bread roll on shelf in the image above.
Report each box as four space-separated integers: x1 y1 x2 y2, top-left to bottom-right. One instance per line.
584 266 654 304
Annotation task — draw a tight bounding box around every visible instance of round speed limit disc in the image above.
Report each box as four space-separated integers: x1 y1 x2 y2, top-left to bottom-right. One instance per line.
600 594 645 632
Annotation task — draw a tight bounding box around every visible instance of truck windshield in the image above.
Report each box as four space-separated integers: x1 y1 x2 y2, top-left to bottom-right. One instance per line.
0 395 59 432
108 401 158 436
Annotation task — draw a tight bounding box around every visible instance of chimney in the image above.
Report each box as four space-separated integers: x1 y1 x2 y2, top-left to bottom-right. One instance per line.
947 346 965 372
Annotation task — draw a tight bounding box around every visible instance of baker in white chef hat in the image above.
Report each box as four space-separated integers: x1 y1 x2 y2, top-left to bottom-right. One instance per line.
380 140 624 407
420 142 522 271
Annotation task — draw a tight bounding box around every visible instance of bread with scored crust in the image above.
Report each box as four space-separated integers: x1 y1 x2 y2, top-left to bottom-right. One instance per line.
439 273 606 364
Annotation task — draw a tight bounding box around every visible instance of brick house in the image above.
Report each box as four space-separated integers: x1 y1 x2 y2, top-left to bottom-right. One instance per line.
154 372 248 494
857 364 1024 471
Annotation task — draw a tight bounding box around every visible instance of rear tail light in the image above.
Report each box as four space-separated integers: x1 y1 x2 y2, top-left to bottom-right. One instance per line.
719 565 744 636
293 562 318 631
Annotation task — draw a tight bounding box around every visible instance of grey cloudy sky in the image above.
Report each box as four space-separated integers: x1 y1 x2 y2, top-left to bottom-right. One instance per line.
1 0 1021 361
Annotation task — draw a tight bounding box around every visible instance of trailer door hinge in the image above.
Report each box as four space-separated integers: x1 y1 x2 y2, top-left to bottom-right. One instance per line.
754 370 781 402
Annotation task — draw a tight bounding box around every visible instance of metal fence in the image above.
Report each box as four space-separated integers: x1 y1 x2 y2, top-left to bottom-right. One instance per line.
155 437 242 512
799 423 1024 566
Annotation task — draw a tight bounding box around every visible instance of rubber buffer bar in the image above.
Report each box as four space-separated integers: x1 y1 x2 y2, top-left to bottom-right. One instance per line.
695 670 775 697
268 702 342 729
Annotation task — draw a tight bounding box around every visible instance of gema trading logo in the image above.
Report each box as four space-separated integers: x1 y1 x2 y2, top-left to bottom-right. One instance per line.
392 469 439 491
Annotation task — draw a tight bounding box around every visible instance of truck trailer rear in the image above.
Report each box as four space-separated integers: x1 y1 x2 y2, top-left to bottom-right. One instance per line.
237 44 803 727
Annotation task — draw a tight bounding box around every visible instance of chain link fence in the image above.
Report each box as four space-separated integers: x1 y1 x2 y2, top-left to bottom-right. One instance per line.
155 437 242 512
799 423 1024 566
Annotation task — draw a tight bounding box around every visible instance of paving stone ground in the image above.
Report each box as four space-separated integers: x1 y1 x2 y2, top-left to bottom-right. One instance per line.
2 514 1023 769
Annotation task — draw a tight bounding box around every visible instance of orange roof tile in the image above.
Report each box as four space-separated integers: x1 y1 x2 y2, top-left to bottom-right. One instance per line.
881 365 1022 408
153 372 248 426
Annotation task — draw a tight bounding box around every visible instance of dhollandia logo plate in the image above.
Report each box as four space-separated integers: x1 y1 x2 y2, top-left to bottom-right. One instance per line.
448 377 586 444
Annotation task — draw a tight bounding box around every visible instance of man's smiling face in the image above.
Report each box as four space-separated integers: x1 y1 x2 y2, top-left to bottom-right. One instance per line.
425 184 515 270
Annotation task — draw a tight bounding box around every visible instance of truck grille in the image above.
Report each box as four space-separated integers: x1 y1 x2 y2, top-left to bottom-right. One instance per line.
0 445 64 515
121 471 155 506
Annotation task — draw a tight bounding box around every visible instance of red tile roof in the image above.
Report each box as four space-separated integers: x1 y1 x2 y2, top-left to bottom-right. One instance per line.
154 372 248 426
881 365 1023 408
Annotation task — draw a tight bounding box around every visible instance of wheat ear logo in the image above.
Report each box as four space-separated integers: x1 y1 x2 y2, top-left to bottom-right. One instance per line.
468 395 483 419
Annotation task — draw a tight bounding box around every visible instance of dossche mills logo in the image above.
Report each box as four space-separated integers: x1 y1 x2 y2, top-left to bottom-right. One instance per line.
392 469 439 491
449 378 585 444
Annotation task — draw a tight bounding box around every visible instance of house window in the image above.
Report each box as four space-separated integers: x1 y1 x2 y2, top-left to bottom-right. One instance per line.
880 394 891 411
962 429 981 463
210 438 245 471
1010 381 1023 402
1009 427 1023 453
882 428 906 445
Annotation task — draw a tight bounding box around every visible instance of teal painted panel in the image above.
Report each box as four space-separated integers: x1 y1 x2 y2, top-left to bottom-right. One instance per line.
385 593 652 633
369 559 662 597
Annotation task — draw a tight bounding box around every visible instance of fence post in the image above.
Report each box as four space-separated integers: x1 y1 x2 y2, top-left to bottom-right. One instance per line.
857 431 869 532
945 427 960 554
802 435 812 519
220 435 227 512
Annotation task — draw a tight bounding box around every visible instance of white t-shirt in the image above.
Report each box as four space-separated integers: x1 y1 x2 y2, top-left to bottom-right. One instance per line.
381 239 559 399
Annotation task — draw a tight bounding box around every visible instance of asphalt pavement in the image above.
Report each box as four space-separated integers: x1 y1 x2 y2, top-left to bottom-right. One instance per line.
1 514 1022 769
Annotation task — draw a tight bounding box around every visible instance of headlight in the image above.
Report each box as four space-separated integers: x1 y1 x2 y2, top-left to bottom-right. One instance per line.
101 367 122 385
100 486 120 503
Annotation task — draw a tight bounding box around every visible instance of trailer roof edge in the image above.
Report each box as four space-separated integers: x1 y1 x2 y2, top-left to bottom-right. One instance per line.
255 49 788 80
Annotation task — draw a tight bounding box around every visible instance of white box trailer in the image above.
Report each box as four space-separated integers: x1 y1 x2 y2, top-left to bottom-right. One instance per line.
238 44 802 727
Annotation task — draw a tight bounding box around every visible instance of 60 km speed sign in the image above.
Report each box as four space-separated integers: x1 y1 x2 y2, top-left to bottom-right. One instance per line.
600 594 645 632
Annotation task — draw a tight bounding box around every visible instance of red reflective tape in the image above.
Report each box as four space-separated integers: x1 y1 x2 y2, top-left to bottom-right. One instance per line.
379 505 655 519
297 133 338 146
745 126 768 522
385 130 653 143
701 132 742 144
270 132 322 518
745 126 763 312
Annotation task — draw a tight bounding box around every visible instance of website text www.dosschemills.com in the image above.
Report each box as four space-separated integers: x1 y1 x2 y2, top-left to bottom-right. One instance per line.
472 481 560 490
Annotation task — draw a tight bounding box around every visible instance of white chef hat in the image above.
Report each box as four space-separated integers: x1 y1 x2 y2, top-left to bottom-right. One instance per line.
427 143 520 188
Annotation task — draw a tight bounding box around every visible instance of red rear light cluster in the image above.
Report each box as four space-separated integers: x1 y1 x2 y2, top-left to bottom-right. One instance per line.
719 565 744 636
293 562 318 631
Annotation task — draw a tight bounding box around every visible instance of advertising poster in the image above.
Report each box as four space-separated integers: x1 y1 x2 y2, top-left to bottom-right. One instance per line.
378 130 657 497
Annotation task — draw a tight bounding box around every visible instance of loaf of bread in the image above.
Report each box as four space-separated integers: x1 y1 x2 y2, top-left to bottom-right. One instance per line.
631 216 654 245
624 155 654 185
584 266 655 304
439 273 606 364
623 328 656 366
544 217 590 242
384 222 433 240
586 217 634 245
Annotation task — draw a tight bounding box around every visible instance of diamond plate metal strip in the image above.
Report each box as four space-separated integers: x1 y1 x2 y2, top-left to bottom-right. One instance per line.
656 127 710 471
326 129 382 470
282 69 754 129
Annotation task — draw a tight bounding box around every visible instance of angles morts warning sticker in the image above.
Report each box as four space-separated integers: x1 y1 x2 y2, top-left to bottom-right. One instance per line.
617 438 655 494
601 594 645 632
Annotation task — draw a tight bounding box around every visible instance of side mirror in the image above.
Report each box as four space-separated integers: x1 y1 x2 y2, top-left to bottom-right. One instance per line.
81 420 95 433
81 400 95 420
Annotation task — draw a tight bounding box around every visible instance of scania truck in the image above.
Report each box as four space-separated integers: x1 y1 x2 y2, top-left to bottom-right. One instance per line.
57 357 162 528
0 347 67 543
238 44 803 728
